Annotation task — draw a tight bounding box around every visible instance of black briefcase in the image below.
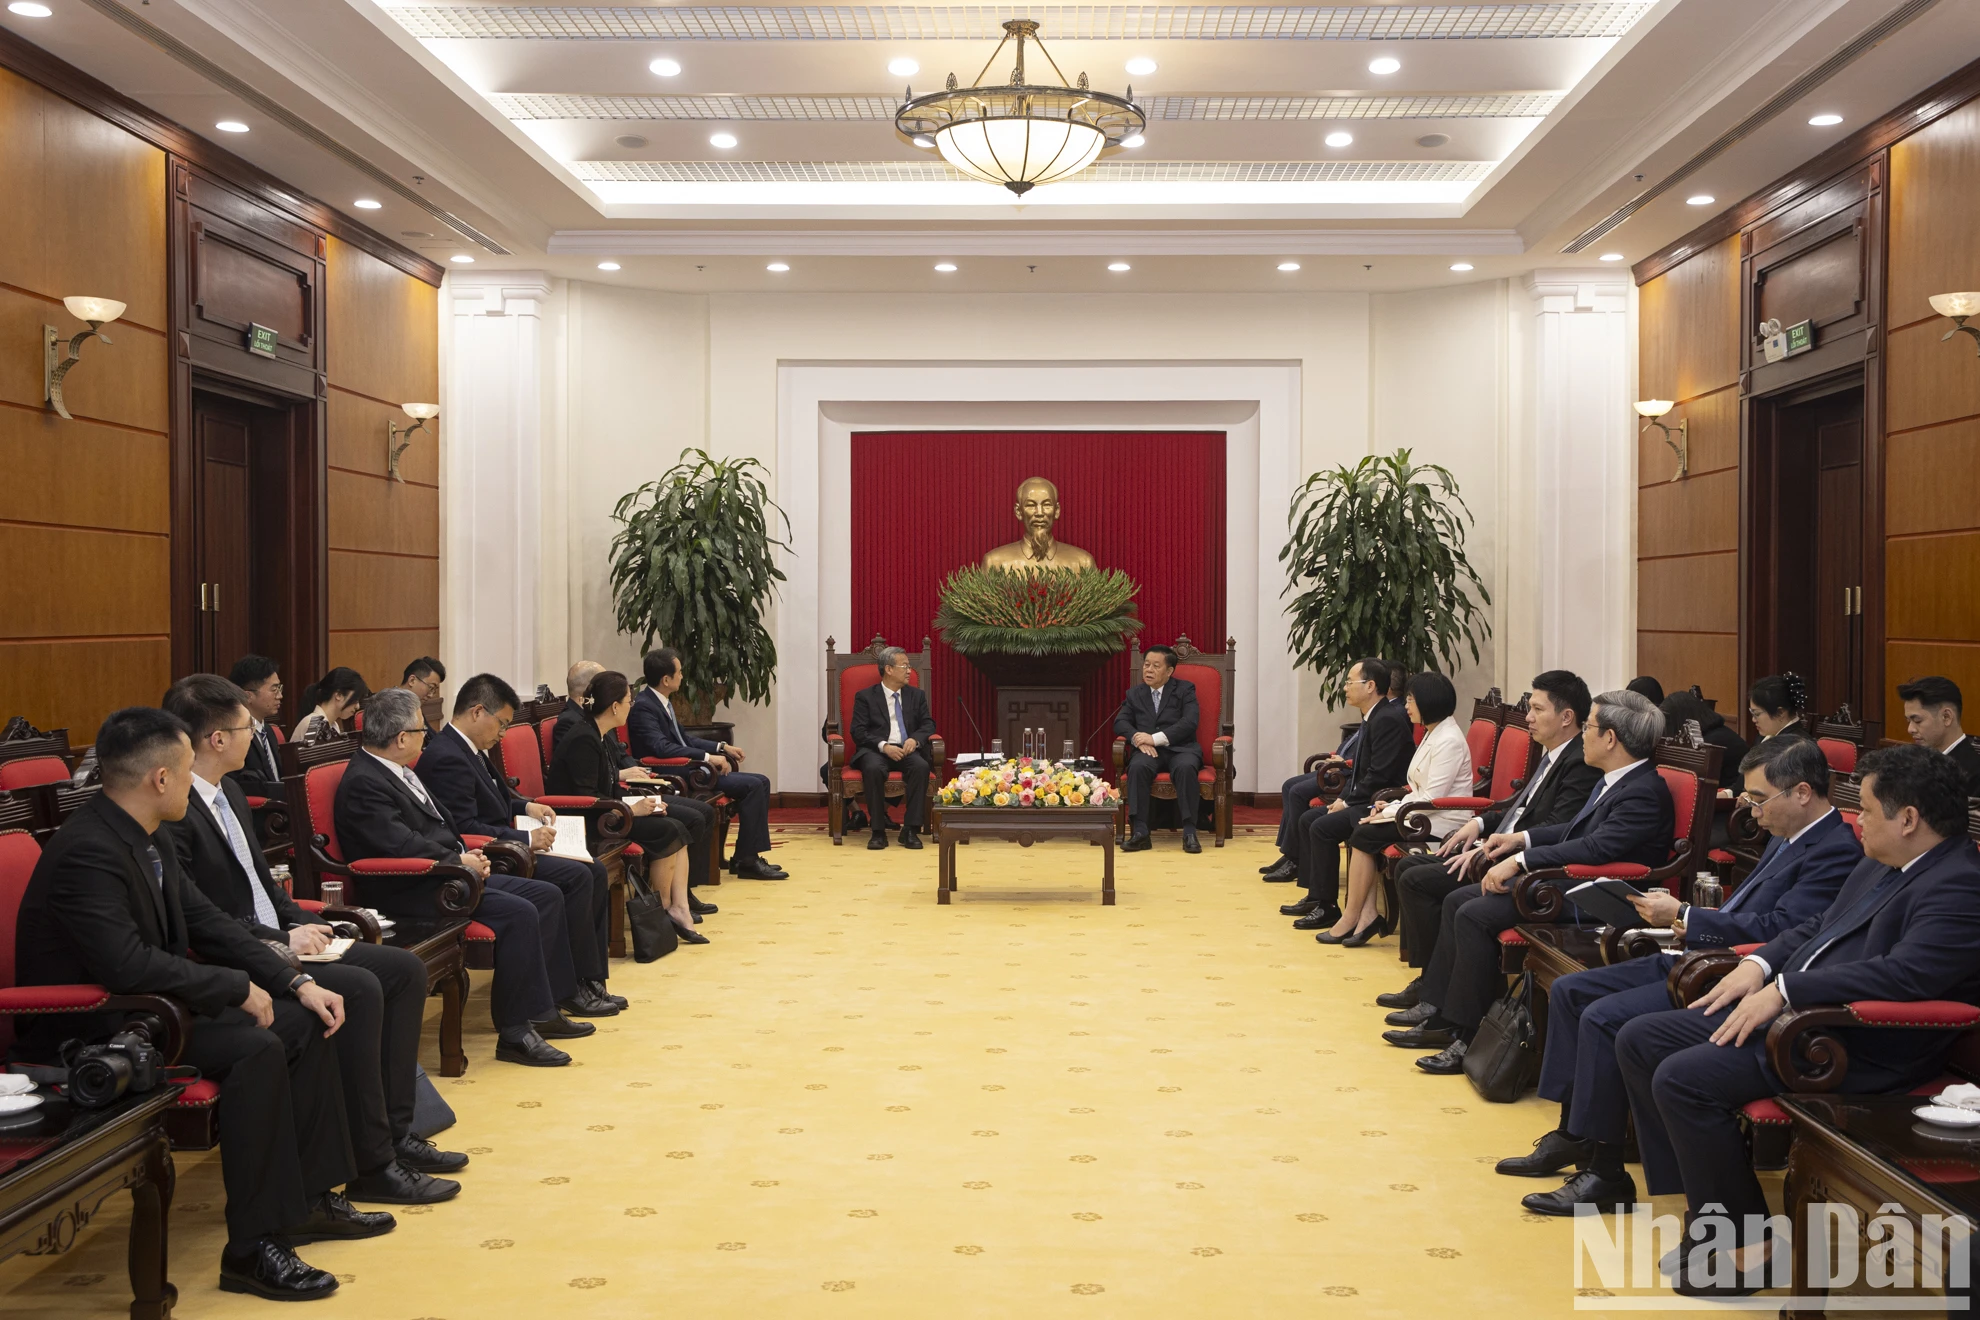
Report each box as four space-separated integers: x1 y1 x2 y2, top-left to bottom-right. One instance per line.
624 864 678 963
1465 969 1540 1103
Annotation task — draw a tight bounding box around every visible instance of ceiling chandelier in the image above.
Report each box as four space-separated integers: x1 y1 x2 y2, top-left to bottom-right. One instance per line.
895 19 1145 196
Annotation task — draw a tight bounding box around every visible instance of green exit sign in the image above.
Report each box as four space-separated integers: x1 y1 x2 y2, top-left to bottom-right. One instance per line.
245 323 279 357
1785 319 1813 355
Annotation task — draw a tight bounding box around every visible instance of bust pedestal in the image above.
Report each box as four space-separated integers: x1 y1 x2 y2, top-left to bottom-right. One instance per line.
960 651 1115 759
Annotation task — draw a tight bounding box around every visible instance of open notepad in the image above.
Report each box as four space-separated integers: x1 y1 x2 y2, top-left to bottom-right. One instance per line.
299 937 355 963
516 814 594 862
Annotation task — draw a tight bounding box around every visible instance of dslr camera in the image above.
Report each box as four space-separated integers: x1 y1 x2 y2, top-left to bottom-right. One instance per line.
61 1022 166 1109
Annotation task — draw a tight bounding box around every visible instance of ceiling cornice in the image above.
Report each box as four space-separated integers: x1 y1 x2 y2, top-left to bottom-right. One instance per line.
547 227 1527 256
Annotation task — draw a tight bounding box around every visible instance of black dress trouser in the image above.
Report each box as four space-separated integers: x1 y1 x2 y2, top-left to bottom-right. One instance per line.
313 941 429 1168
1274 772 1320 853
1296 801 1368 905
182 999 356 1249
1395 852 1472 970
530 853 613 983
850 747 933 831
1124 745 1203 834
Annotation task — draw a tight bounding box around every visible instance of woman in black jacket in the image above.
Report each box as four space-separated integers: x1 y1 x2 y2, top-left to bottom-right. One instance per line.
1748 673 1811 743
548 670 704 943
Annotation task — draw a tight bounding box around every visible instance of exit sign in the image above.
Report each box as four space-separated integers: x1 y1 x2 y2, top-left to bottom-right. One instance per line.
245 323 279 357
1785 319 1813 355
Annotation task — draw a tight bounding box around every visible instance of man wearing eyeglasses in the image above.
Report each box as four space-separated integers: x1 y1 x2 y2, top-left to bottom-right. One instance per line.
401 657 448 737
227 654 288 799
1493 735 1859 1217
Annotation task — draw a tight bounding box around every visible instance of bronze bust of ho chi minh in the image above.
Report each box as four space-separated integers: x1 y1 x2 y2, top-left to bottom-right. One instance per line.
980 476 1097 572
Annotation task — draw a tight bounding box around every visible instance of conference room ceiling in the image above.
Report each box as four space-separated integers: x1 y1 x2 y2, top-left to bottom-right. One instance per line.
5 0 1979 291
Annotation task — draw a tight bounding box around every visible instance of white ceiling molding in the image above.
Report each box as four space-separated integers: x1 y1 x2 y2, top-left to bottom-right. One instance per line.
572 159 1495 183
492 91 1566 122
547 227 1527 255
382 4 1653 42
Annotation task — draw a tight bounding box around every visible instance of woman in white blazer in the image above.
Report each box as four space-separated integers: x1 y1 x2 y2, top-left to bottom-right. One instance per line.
1323 672 1473 946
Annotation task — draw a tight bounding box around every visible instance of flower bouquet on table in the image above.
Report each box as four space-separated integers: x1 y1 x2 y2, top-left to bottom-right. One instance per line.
937 758 1117 809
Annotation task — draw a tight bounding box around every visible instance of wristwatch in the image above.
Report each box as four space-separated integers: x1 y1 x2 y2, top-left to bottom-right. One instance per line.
288 972 316 995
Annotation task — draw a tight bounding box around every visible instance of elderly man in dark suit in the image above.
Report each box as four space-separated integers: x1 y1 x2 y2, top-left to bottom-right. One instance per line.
850 646 938 850
1617 745 1980 1298
333 688 589 1067
11 707 382 1302
417 672 622 1017
1501 735 1860 1217
1115 645 1204 853
1386 688 1676 1074
162 674 467 1206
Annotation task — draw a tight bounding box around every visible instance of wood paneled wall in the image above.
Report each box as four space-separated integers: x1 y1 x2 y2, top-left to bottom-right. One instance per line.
1885 98 1980 714
324 236 441 690
0 66 170 742
1635 235 1742 707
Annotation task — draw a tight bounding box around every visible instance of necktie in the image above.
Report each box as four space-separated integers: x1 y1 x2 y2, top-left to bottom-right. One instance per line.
1721 835 1786 913
1564 772 1615 834
143 843 164 892
1500 752 1551 834
1152 687 1163 714
1789 865 1902 972
891 691 905 743
401 767 440 816
212 790 281 929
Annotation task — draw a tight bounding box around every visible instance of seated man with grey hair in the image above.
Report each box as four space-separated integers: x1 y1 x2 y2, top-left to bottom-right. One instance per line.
849 646 937 849
1380 688 1676 1076
333 688 591 1067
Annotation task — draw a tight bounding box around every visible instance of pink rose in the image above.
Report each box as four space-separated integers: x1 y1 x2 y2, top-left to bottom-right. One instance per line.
1018 789 1035 806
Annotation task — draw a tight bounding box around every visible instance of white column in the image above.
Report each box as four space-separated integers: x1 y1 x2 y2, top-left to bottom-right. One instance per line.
441 270 551 693
1522 269 1635 692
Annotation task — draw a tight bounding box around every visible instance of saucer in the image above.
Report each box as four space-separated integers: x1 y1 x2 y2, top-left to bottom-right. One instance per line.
1912 1103 1980 1128
0 1093 44 1116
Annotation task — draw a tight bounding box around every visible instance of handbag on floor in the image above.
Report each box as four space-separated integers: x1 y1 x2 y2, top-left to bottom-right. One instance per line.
411 1064 456 1138
624 860 679 962
1465 969 1540 1103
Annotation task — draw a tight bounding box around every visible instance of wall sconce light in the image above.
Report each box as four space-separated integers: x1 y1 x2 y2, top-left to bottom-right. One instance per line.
387 403 438 482
1635 399 1688 482
44 296 126 420
1930 292 1980 355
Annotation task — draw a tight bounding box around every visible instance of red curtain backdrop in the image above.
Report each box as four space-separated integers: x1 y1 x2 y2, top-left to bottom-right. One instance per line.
849 431 1227 766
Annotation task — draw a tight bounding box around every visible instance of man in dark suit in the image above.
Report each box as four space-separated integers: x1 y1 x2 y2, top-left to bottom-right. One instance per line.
557 660 717 901
1381 671 1601 991
628 647 785 880
850 646 938 850
1502 735 1860 1216
1617 746 1980 1298
1262 666 1404 879
11 707 384 1302
417 673 621 1017
1115 645 1204 853
227 653 288 799
163 674 467 1207
1899 675 1980 798
1278 659 1413 924
1386 689 1676 1074
333 688 590 1067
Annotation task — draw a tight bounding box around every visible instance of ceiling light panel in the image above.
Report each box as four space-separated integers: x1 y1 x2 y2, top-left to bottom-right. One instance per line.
574 159 1494 184
490 92 1566 123
382 4 1653 42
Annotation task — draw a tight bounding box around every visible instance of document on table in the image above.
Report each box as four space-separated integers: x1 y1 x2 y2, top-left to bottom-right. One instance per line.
516 814 594 862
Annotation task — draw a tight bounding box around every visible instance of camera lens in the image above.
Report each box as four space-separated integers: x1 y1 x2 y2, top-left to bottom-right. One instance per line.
69 1051 132 1109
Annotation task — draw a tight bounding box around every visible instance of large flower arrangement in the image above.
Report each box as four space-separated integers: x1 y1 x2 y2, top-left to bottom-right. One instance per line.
934 566 1141 656
937 758 1117 809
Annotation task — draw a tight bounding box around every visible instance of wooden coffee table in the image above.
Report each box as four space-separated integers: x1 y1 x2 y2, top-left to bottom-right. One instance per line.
931 805 1118 905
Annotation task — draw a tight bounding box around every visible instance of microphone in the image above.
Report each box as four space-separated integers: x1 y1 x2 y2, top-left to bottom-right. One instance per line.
956 698 1000 761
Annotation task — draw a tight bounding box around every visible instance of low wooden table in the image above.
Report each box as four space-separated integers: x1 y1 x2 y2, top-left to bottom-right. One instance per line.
0 1083 182 1318
931 805 1118 905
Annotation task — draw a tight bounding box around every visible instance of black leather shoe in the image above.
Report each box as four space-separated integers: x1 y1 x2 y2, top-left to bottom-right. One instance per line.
733 858 789 879
1182 831 1202 854
395 1134 469 1174
585 979 629 1009
1375 980 1422 1009
281 1191 395 1244
532 1012 596 1040
345 1160 461 1205
1340 914 1390 947
899 830 923 850
1385 1001 1438 1027
219 1238 338 1301
1279 896 1321 916
1414 1040 1468 1074
673 924 711 945
1291 909 1339 931
558 989 619 1018
495 1031 570 1067
1521 1168 1638 1217
1122 834 1152 852
1496 1129 1593 1178
688 896 718 915
1384 1024 1456 1049
1260 855 1297 878
868 832 889 850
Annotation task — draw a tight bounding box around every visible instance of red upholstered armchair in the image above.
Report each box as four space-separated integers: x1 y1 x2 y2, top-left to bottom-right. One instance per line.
1110 635 1237 846
824 635 946 845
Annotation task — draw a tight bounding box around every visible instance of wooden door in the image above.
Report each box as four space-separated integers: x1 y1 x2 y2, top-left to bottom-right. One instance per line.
196 401 254 670
1812 402 1864 716
190 390 304 681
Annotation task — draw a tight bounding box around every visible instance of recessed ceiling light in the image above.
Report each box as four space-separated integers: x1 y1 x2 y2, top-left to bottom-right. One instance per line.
353 199 382 210
1808 113 1843 127
1449 262 1474 272
1125 57 1157 76
597 261 621 271
1686 194 1715 206
709 132 738 149
1599 252 1625 262
934 262 957 272
766 262 790 272
1417 133 1450 148
1277 261 1301 272
649 57 681 77
215 120 249 133
1368 57 1401 75
450 255 475 264
1120 133 1145 149
8 3 54 17
401 230 432 238
1324 130 1354 148
615 134 649 149
910 134 935 148
1107 262 1131 272
888 57 919 77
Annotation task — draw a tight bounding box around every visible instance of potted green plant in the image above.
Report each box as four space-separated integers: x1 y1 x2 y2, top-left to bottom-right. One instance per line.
1279 448 1490 692
608 450 791 734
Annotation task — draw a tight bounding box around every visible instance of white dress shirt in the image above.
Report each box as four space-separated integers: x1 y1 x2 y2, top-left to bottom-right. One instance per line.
192 772 281 930
882 684 907 745
1148 685 1171 747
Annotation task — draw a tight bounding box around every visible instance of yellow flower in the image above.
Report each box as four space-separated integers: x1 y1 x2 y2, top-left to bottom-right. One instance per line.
1067 790 1086 805
1044 792 1061 806
993 792 1011 807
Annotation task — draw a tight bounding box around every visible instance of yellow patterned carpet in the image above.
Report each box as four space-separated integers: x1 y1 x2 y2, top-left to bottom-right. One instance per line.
2 829 1689 1317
